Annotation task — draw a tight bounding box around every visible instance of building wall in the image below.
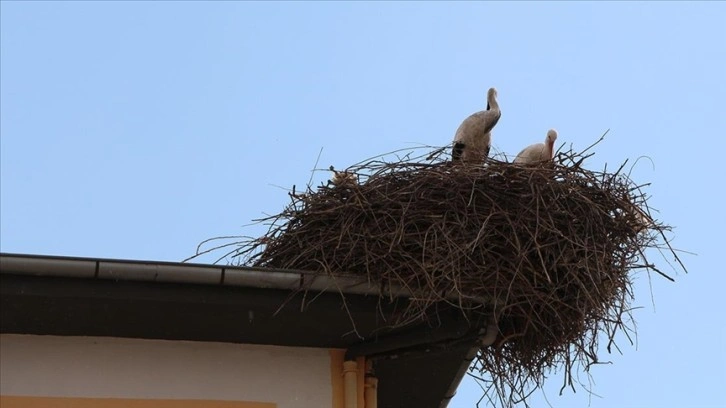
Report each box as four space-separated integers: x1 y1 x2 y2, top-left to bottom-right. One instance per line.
0 334 337 408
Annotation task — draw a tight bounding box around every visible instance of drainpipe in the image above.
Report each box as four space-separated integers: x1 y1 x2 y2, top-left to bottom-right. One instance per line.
364 359 378 408
343 360 358 408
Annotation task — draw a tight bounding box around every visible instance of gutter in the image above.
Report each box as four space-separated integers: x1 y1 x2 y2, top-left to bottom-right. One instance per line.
439 344 481 408
0 253 492 304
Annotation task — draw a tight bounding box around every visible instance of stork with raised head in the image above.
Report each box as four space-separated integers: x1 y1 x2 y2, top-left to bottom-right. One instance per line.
452 87 501 164
513 129 558 164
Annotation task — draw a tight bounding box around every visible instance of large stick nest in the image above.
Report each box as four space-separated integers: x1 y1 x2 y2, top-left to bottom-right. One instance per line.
193 141 685 407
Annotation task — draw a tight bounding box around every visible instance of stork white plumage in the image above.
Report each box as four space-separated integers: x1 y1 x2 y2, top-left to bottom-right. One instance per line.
513 129 558 164
452 87 501 164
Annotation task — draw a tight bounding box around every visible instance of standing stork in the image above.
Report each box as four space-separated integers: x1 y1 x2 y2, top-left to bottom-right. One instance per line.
452 87 501 164
513 129 558 164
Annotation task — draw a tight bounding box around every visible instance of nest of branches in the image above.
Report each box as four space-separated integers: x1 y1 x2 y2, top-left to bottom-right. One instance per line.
197 141 685 406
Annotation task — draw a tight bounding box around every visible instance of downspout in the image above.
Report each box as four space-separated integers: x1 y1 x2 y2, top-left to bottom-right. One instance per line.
343 360 358 408
364 377 378 408
364 359 378 408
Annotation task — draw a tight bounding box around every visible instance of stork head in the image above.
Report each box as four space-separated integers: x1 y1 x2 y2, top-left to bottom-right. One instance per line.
545 129 558 158
545 129 558 145
486 87 498 110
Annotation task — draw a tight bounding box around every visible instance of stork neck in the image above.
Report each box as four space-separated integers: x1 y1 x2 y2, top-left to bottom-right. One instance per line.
487 98 499 112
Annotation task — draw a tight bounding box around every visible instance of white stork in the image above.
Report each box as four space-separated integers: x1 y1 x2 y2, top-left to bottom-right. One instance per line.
452 87 501 164
513 129 558 164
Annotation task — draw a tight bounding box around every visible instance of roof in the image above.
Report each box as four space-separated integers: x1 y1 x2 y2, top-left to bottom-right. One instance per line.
0 253 482 408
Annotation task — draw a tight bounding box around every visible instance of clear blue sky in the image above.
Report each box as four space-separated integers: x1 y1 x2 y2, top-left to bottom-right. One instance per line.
1 2 724 407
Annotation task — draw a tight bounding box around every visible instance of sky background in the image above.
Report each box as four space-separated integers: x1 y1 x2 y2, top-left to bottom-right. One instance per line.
1 2 724 407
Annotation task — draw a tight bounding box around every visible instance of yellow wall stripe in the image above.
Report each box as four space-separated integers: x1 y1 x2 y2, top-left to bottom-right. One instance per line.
0 396 275 408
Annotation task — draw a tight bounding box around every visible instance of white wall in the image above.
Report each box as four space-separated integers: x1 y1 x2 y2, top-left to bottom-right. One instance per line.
0 334 332 408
